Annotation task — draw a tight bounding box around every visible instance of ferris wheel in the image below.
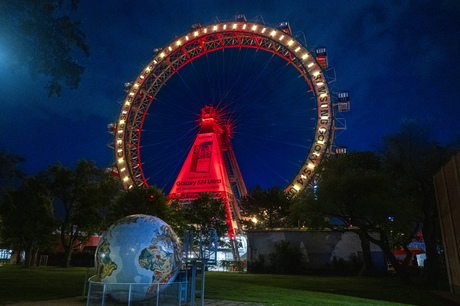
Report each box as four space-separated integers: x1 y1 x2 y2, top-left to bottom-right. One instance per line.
110 15 348 197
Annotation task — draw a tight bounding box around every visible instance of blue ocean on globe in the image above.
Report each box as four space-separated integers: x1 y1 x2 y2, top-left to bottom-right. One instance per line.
95 214 182 301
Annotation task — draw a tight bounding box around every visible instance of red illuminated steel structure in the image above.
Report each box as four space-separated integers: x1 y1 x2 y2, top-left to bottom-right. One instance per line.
169 106 246 259
114 17 337 197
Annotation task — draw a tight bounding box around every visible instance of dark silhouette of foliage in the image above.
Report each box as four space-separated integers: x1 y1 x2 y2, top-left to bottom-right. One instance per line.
327 254 361 276
0 0 90 96
44 160 119 267
380 119 456 287
0 176 56 267
186 193 229 238
295 151 418 281
240 186 292 229
108 186 169 221
247 254 266 273
268 240 303 274
107 186 188 237
0 152 25 197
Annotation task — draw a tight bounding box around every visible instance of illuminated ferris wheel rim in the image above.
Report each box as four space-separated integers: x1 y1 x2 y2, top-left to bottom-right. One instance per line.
114 18 335 197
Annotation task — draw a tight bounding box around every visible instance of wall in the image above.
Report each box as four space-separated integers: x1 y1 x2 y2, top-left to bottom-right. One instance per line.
247 229 386 271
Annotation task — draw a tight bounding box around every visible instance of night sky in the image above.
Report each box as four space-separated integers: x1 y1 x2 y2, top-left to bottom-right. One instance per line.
1 1 459 192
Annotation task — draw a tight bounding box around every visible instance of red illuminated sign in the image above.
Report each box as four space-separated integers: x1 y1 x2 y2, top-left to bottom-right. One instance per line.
169 133 232 195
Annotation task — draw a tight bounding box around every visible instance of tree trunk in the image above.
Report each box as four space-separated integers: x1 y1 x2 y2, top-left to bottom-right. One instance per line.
358 230 375 276
63 246 73 268
61 224 71 267
24 249 32 268
366 231 412 284
402 244 413 268
23 242 36 268
386 247 412 284
15 250 22 265
422 201 441 288
31 248 39 267
61 236 74 268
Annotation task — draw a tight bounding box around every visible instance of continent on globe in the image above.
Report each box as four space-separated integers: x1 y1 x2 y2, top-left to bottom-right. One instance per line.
139 245 171 274
95 239 118 279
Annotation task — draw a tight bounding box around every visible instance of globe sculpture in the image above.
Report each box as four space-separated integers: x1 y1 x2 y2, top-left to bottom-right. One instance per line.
94 214 182 302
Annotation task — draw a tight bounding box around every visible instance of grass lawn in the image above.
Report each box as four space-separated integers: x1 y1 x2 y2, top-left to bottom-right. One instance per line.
0 265 94 304
205 272 456 306
0 265 456 305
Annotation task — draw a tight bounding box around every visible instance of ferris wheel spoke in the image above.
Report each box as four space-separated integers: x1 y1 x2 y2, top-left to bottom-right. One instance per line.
115 20 336 196
232 138 297 189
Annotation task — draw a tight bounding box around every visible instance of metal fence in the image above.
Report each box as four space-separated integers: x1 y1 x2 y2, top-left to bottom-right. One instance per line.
86 276 191 306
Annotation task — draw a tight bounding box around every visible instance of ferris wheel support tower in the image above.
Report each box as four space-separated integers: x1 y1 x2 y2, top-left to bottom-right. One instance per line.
108 14 351 262
168 106 246 261
110 16 344 196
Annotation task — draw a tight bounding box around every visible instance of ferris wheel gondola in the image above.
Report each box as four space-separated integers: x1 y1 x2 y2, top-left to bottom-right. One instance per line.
112 15 344 197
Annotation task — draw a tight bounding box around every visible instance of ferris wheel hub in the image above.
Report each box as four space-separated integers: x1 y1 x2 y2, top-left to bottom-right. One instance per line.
111 16 348 196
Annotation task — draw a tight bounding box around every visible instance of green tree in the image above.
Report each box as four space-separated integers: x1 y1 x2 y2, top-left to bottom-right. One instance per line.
240 186 292 229
0 152 26 264
45 160 119 267
0 176 56 267
186 193 229 237
167 200 190 238
381 120 455 287
0 0 90 96
289 187 317 229
0 152 25 197
108 186 169 222
108 186 188 237
296 151 418 281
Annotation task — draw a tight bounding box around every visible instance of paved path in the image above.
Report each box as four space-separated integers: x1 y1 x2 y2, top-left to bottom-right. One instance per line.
7 292 460 306
7 297 263 306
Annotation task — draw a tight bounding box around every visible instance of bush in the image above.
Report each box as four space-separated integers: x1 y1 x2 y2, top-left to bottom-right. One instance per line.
220 260 232 271
327 253 361 276
248 254 266 273
220 260 245 272
268 241 303 274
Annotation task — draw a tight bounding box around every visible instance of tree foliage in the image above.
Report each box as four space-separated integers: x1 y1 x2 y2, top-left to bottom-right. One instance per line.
108 186 188 237
108 186 169 222
295 151 418 280
0 176 56 267
0 152 26 201
240 186 292 229
0 152 25 184
380 120 456 287
0 0 90 96
185 193 229 238
44 160 119 267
